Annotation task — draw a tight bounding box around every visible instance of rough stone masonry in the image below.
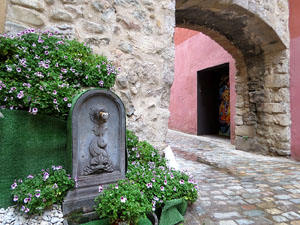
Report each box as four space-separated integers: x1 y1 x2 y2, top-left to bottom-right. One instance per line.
2 0 291 156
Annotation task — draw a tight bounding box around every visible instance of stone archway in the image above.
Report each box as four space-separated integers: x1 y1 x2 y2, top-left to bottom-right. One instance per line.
176 0 290 155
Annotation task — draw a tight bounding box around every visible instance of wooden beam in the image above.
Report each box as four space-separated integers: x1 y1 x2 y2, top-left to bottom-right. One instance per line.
0 0 7 34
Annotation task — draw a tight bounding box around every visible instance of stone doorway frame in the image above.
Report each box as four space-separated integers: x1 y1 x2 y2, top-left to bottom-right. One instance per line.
176 0 290 156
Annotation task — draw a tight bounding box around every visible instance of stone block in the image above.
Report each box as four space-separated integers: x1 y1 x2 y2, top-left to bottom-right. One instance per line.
258 103 288 113
82 21 105 34
235 126 256 137
51 10 73 22
265 75 289 88
235 116 243 126
4 21 28 34
235 136 254 151
11 0 45 11
11 5 44 26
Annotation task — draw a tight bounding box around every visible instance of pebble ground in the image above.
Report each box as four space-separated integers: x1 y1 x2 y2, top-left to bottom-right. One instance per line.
167 129 300 225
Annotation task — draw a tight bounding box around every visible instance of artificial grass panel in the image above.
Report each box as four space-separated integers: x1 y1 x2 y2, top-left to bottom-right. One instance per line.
0 109 67 208
158 199 187 225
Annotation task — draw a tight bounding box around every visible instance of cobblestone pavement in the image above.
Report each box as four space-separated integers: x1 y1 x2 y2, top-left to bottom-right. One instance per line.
166 129 300 225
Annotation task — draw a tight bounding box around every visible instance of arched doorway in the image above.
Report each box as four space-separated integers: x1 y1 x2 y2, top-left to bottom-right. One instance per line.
173 0 290 155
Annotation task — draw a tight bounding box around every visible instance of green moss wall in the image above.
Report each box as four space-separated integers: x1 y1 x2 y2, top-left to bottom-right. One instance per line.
0 109 67 207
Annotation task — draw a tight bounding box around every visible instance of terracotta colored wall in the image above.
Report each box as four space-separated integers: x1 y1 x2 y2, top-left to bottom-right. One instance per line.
290 0 300 160
169 28 236 140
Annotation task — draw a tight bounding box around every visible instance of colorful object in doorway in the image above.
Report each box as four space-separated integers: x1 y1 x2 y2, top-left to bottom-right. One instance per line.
219 78 230 136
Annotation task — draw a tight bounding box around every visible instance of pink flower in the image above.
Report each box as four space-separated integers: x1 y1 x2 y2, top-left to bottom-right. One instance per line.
43 172 49 181
179 180 184 184
53 90 57 95
53 99 57 104
35 193 40 198
63 97 68 102
173 187 177 191
160 186 165 191
24 208 30 213
146 183 153 188
120 196 127 203
164 180 167 185
52 183 58 189
115 184 119 189
67 103 72 108
27 175 34 179
98 80 104 87
32 108 38 115
24 198 31 203
99 185 103 193
11 182 17 189
13 195 18 202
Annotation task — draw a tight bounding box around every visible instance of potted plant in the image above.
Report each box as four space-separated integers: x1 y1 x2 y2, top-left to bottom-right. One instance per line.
94 180 152 225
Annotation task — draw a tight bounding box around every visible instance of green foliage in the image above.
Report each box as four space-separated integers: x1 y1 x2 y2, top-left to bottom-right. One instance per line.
94 180 152 224
126 130 198 209
0 29 119 119
94 130 198 223
11 166 75 215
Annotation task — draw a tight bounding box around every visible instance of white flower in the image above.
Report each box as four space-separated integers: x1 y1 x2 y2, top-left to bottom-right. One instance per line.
120 196 127 203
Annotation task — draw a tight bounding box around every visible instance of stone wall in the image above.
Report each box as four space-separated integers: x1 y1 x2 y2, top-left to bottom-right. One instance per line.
3 0 175 149
176 0 290 156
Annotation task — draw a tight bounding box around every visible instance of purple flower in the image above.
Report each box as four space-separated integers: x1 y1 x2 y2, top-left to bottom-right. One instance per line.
32 108 38 115
179 180 184 185
160 186 165 191
85 75 88 79
55 63 59 67
6 66 12 72
43 172 49 181
18 179 23 183
44 64 49 69
11 182 17 189
52 183 58 189
173 186 177 191
45 51 49 55
17 91 24 99
188 179 194 184
24 198 31 203
53 99 57 104
99 185 103 193
53 90 57 95
115 184 119 189
21 206 25 211
170 174 174 179
32 43 36 47
146 183 153 188
164 180 167 185
13 195 18 202
151 178 155 183
10 87 17 92
120 196 127 203
98 80 104 87
35 193 40 198
61 68 67 74
24 208 30 213
39 86 44 91
63 97 68 102
64 56 68 59
38 38 44 43
27 174 34 179
16 67 21 72
67 103 72 108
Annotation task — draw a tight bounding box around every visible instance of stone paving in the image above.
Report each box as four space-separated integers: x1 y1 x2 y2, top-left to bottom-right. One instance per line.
166 129 300 225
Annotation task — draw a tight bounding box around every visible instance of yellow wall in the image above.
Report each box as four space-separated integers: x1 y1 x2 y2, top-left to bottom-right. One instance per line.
0 0 7 33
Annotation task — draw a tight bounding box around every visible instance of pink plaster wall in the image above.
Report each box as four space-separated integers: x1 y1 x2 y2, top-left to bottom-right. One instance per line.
169 28 236 142
290 0 300 160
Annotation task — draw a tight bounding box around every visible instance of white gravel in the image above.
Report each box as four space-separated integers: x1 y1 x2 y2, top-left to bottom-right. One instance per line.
0 204 64 225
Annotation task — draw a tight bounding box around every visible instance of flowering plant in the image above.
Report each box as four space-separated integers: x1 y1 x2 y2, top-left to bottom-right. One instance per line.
11 165 75 215
126 130 198 212
0 29 119 119
94 180 152 224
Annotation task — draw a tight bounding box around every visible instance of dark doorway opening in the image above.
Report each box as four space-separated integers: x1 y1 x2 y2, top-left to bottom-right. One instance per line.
197 63 230 137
